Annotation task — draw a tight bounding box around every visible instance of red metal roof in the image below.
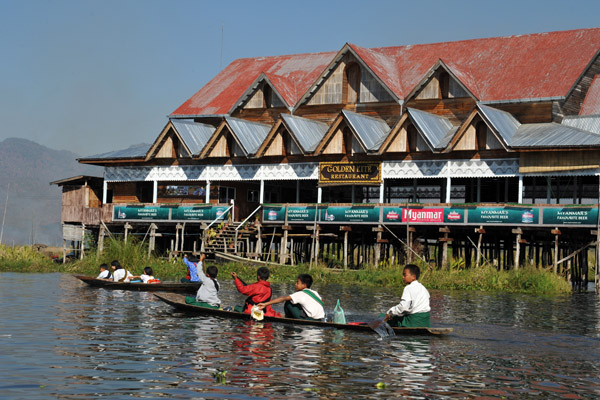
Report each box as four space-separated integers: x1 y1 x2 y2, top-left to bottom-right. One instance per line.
580 75 600 115
171 28 600 116
171 51 336 116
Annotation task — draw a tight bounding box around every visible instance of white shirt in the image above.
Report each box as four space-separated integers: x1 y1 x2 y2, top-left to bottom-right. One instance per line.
113 269 133 283
139 274 155 283
195 262 221 306
96 270 111 279
387 280 430 316
290 289 325 319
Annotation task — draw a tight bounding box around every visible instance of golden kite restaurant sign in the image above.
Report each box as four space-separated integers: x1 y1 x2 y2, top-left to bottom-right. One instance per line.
319 162 381 186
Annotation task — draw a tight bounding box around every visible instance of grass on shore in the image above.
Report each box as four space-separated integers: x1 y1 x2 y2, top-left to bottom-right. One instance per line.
0 240 574 295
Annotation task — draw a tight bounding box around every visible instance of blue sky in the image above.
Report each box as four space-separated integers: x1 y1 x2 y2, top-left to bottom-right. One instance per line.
1 0 599 156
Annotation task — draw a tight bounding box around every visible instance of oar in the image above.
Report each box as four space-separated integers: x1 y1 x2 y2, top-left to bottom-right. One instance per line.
367 315 396 338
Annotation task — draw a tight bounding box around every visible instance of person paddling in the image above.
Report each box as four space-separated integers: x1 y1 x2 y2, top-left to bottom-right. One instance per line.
257 273 324 321
384 264 431 327
185 254 221 309
232 267 278 316
181 254 201 283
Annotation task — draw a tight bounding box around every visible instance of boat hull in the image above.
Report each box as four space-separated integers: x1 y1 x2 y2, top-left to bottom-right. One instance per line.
74 275 201 293
154 292 453 336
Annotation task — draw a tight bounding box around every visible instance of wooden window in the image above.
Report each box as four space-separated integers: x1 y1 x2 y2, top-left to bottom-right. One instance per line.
476 121 487 150
439 72 450 99
343 63 361 104
407 124 418 152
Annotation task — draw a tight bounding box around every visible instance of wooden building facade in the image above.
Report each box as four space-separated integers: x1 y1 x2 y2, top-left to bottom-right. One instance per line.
55 28 600 286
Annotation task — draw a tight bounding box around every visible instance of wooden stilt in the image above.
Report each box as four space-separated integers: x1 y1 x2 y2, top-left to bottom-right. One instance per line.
341 226 351 269
439 226 451 269
98 224 106 255
475 226 485 267
512 228 523 270
552 228 561 274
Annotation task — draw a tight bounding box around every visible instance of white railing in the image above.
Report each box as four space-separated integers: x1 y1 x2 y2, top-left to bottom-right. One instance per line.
201 202 234 252
234 205 262 254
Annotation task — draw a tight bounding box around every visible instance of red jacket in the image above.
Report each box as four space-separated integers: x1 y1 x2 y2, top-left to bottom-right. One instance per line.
234 278 278 317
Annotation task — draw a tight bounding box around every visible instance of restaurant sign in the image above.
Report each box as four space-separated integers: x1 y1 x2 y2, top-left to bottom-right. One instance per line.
319 162 381 186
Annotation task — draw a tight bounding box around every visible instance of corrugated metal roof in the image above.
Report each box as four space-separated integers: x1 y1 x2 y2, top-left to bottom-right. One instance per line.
225 117 271 156
511 123 600 148
280 114 328 152
81 143 151 160
342 110 390 151
562 114 600 134
171 119 215 155
478 104 520 144
407 108 457 150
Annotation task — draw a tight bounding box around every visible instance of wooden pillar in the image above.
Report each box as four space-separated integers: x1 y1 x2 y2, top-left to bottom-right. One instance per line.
175 223 182 254
475 226 485 267
180 222 185 252
124 223 132 244
552 227 561 274
439 226 451 269
62 238 67 265
98 224 106 255
373 225 383 266
148 223 157 257
512 228 523 270
280 205 289 264
256 222 262 258
341 226 351 269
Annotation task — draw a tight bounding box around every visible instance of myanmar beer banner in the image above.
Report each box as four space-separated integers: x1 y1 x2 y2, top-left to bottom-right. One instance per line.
263 205 317 222
113 205 229 221
320 206 379 223
468 207 538 225
382 207 465 224
542 207 598 225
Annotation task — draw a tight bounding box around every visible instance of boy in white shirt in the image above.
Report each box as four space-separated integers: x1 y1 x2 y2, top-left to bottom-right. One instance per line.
385 264 431 327
96 264 112 280
257 274 324 320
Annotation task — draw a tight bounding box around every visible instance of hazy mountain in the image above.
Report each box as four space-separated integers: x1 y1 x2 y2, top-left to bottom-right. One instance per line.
0 138 103 245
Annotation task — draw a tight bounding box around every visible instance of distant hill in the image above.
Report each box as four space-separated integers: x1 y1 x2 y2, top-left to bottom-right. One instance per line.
0 138 103 245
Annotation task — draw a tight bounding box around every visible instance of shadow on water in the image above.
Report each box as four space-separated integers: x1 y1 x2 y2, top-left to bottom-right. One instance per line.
1 272 599 398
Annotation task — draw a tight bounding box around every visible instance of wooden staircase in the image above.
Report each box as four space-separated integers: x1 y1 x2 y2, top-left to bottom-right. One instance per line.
203 221 258 255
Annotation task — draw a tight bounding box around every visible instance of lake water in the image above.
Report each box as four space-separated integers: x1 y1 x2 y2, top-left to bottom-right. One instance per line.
1 272 599 399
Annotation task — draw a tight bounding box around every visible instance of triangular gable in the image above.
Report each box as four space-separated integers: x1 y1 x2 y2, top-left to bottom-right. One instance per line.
313 114 363 155
229 73 289 113
256 114 329 157
342 110 390 151
313 111 390 155
449 105 513 151
377 114 409 154
406 108 458 151
406 59 477 101
294 44 399 111
580 75 600 115
201 117 271 158
377 113 432 153
146 120 215 161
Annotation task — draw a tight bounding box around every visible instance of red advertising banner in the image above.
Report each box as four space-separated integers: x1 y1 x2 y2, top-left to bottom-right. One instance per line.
402 208 445 223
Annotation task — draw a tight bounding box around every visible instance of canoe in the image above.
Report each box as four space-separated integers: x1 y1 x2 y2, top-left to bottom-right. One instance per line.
74 275 201 293
154 292 453 336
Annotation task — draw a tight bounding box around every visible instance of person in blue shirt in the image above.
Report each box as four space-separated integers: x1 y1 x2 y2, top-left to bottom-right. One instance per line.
181 254 202 283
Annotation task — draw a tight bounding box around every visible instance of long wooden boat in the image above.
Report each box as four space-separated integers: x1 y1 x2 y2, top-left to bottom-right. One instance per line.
74 275 201 293
154 293 453 336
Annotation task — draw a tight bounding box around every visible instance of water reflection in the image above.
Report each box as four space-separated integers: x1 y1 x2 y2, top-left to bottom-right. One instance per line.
1 272 600 399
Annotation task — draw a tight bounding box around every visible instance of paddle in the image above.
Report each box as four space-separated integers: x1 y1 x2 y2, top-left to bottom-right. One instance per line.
367 315 396 338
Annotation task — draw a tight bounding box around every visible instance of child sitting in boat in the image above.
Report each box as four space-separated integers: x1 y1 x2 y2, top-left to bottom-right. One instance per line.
96 264 112 280
181 254 201 283
257 273 324 320
111 260 134 283
186 254 221 309
131 267 160 283
231 267 278 316
384 264 431 327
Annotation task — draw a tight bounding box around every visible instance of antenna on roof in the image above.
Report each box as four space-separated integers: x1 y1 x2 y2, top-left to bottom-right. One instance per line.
220 23 224 70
